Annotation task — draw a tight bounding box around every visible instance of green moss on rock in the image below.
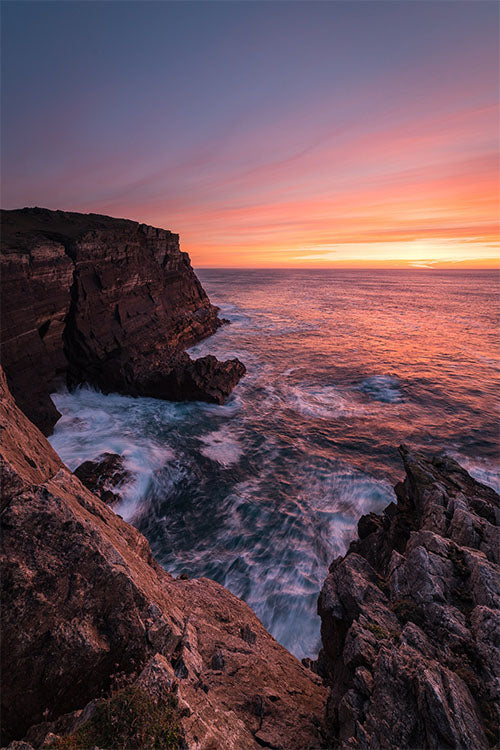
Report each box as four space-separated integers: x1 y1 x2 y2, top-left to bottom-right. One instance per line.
44 686 183 750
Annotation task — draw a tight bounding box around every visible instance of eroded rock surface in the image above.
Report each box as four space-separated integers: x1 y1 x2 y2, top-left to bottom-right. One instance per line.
0 367 325 749
318 445 500 749
1 207 245 434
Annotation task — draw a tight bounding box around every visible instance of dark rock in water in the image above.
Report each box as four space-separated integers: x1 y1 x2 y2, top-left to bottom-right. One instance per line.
134 352 246 405
181 354 246 404
73 453 130 506
318 445 500 750
0 366 325 749
0 207 245 435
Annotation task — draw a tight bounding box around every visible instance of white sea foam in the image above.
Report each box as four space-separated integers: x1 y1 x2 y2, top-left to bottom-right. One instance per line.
50 387 177 520
199 426 244 467
286 383 363 419
357 375 404 403
298 466 393 560
451 454 500 494
199 393 244 417
195 461 394 658
216 302 253 325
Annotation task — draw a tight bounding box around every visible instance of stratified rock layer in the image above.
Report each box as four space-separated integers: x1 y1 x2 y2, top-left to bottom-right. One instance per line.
318 445 499 749
0 367 325 749
1 207 244 434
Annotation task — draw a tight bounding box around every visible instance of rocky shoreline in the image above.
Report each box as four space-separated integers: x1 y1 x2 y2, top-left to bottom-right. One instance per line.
0 365 326 749
1 211 498 749
318 446 499 749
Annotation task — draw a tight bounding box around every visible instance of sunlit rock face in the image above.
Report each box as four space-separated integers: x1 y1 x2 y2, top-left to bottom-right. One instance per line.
0 367 325 748
318 445 499 750
0 207 244 435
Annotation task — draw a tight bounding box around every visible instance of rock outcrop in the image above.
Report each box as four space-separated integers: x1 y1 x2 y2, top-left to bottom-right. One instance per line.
1 207 245 434
318 445 499 749
0 367 325 748
74 453 130 506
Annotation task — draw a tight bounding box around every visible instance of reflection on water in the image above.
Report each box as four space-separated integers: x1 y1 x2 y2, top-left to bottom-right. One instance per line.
50 269 500 658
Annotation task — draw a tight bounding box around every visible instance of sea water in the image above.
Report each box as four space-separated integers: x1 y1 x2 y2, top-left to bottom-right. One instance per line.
50 269 500 658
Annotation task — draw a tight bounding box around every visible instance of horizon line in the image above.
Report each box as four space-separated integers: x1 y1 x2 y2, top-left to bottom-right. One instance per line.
195 264 500 271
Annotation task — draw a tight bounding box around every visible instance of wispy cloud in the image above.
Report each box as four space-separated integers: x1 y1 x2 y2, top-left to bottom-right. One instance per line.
2 1 498 267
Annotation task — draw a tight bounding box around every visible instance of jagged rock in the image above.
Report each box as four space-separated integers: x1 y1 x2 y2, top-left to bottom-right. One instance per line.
0 207 245 434
20 700 102 750
0 368 325 748
174 353 246 405
318 445 500 749
241 624 257 645
73 452 130 506
210 647 225 671
136 352 246 405
357 512 382 540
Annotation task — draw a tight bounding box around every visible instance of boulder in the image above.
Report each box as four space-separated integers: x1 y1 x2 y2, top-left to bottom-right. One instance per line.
74 453 130 506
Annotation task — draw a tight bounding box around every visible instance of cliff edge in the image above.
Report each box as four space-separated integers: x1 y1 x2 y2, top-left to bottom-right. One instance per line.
0 207 245 434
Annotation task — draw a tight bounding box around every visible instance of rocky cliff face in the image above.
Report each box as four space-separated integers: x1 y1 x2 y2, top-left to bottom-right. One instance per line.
318 446 499 749
0 366 325 748
1 208 244 434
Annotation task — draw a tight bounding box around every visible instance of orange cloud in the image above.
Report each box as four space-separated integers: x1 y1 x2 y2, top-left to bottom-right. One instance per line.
70 100 499 268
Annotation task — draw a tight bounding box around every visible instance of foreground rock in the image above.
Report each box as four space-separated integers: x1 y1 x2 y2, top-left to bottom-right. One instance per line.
1 207 245 434
318 445 499 749
0 367 325 748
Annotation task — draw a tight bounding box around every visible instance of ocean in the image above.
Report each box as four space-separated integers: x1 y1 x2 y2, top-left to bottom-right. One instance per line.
50 269 500 659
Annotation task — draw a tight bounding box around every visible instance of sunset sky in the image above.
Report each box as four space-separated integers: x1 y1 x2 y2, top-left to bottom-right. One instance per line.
2 1 499 268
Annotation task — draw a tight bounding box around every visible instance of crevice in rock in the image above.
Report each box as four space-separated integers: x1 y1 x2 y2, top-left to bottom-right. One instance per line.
37 320 51 340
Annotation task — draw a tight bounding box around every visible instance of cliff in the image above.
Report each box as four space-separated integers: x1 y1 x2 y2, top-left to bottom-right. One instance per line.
0 366 326 748
318 446 499 749
0 207 244 434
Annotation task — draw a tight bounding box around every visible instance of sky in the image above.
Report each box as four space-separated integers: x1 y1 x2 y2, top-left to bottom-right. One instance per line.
1 0 499 268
